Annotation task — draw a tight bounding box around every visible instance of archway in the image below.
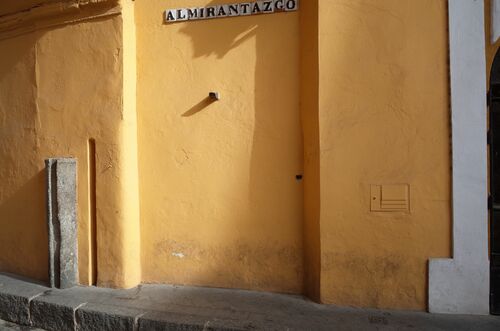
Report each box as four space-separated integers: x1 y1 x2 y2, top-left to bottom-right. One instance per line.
489 48 500 315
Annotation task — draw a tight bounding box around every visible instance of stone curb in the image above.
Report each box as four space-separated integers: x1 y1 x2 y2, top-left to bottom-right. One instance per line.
3 273 500 331
31 291 86 331
0 274 249 331
76 303 145 331
0 274 47 325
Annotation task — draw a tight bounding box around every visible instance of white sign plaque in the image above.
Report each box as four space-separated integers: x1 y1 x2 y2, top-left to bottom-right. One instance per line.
164 0 299 23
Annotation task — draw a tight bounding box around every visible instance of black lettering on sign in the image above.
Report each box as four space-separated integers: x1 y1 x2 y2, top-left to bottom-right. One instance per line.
228 4 239 16
262 1 274 13
165 10 176 21
176 9 187 20
187 8 199 20
206 6 217 18
217 5 228 17
164 0 298 23
240 3 251 15
274 0 284 11
252 2 262 14
285 0 298 11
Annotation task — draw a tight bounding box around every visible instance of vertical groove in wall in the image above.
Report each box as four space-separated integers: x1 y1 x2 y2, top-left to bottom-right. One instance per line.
88 138 97 286
445 0 453 261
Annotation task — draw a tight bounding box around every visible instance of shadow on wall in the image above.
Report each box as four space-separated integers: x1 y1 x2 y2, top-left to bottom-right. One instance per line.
0 31 48 283
165 1 304 293
179 5 257 118
0 169 47 282
180 17 258 59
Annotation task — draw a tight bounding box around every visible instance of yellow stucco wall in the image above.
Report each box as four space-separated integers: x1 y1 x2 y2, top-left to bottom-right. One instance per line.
317 0 451 310
136 0 304 294
134 0 451 309
0 0 454 311
0 2 140 288
0 31 48 281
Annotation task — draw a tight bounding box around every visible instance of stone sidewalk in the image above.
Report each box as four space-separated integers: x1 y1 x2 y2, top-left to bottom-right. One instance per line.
1 273 500 331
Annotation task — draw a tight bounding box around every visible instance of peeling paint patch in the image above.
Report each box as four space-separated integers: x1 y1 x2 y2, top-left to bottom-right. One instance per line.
172 252 185 259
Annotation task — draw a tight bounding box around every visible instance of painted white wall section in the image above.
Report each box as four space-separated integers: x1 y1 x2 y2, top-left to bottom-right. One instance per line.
428 0 489 315
492 0 500 44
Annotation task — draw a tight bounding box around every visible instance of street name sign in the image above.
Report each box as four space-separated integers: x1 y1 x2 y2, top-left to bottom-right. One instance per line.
164 0 299 23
